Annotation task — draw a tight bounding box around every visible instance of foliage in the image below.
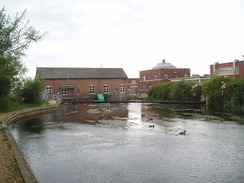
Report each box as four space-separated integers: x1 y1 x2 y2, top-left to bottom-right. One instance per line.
200 76 244 112
147 81 202 101
0 7 45 110
19 78 44 104
202 76 231 109
224 79 244 112
148 82 172 101
147 76 244 112
169 81 196 101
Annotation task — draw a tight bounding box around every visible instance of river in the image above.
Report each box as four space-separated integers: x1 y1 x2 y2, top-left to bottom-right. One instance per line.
10 103 244 183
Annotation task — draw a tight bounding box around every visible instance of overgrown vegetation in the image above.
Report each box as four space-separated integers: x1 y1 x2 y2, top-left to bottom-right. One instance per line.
147 76 244 113
148 81 202 102
203 76 244 112
0 7 45 112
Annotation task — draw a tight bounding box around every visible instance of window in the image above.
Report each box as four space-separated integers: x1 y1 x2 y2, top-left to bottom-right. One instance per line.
61 88 67 95
217 67 239 75
236 66 239 74
155 74 158 80
120 84 125 93
45 86 52 95
142 76 146 81
104 84 109 94
132 80 136 84
164 74 168 79
89 85 95 94
184 73 189 77
148 84 152 90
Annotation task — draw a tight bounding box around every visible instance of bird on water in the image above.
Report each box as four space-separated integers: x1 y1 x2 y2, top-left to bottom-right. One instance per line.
179 130 186 135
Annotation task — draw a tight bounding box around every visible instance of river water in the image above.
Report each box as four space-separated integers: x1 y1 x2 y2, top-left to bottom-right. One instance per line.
10 103 244 183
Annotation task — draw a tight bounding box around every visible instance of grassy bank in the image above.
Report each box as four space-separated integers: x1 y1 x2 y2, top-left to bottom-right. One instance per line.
0 102 49 114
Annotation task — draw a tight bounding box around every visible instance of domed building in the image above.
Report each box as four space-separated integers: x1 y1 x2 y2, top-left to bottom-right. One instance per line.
139 59 191 93
152 59 176 69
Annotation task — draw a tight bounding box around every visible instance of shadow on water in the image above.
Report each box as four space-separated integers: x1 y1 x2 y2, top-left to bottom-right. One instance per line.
15 117 45 134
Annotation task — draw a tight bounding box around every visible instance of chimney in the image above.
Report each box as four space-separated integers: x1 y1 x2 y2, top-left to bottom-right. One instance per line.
162 59 165 63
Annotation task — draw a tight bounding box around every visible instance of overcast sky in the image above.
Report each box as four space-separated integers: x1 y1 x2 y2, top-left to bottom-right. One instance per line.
2 0 244 78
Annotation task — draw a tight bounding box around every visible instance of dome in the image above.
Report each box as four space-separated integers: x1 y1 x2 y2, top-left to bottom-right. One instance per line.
152 59 176 69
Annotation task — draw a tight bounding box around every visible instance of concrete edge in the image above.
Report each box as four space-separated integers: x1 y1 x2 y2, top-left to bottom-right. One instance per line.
2 105 59 183
5 129 38 183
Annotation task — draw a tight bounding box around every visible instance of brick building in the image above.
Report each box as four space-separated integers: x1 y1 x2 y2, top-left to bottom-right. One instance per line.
170 74 210 83
36 67 128 100
140 59 190 93
210 59 244 79
127 78 140 95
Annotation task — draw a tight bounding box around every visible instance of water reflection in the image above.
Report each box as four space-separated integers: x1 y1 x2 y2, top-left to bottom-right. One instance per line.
10 103 244 183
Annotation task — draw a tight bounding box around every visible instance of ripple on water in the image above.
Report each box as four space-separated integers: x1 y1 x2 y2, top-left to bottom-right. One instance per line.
10 103 244 183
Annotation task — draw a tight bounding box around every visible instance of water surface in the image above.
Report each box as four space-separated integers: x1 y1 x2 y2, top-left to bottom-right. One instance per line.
10 103 244 183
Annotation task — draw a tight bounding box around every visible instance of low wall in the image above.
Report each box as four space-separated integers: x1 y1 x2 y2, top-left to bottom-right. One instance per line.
3 105 58 183
3 105 58 126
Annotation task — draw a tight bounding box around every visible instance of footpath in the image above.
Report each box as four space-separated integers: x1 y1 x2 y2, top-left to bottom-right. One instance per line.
0 101 58 183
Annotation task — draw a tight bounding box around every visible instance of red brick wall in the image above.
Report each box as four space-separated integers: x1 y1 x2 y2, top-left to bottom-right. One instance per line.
127 78 140 95
139 68 190 92
44 78 127 97
210 61 244 78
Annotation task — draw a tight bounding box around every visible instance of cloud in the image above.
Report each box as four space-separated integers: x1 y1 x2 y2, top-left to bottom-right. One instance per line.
1 0 244 78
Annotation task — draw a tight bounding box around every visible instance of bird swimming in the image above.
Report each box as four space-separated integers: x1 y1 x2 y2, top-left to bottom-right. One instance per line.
149 124 155 128
179 130 186 135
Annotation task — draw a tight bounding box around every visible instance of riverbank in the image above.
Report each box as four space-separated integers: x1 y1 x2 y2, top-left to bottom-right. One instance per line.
0 120 24 183
0 101 58 183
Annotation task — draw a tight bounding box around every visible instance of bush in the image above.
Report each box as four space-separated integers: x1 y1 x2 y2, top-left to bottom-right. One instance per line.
225 79 244 112
202 76 232 109
21 78 44 104
169 81 198 101
147 82 172 101
148 81 202 101
147 76 244 113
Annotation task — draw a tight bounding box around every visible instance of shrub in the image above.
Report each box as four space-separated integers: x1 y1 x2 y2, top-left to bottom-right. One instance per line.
148 81 202 101
147 82 172 101
21 78 44 104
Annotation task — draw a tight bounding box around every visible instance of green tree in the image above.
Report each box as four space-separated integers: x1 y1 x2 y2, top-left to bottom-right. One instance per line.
202 76 232 109
21 78 44 104
0 7 45 110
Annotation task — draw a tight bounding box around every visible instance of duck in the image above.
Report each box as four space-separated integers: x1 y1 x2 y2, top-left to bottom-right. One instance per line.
149 124 155 128
179 130 186 135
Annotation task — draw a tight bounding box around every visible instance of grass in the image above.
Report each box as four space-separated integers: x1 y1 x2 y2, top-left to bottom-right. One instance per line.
12 162 20 172
0 122 8 141
0 102 49 114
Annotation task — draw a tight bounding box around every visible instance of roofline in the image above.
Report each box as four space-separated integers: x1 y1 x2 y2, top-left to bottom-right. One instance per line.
36 67 125 69
43 77 128 79
140 68 191 72
210 60 244 66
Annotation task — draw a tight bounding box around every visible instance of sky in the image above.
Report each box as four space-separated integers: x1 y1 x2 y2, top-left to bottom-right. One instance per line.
1 0 244 78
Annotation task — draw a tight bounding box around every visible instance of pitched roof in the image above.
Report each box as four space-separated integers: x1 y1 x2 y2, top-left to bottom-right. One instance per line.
36 67 128 79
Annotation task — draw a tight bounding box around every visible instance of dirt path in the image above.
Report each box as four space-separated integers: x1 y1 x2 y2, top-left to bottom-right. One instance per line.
0 118 24 183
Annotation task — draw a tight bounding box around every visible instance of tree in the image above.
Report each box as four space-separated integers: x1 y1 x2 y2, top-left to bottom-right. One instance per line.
21 78 44 104
0 7 45 110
